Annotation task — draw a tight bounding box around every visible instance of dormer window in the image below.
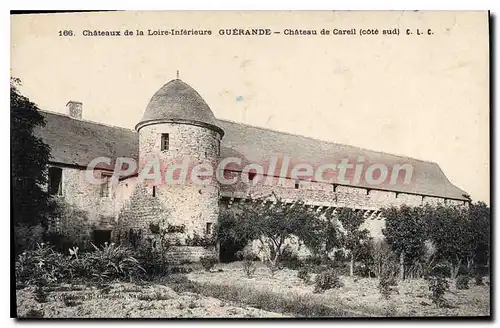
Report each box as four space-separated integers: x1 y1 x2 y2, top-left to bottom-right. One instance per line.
161 133 169 151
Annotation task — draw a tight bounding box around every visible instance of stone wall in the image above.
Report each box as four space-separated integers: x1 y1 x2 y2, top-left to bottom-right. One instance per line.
138 123 222 241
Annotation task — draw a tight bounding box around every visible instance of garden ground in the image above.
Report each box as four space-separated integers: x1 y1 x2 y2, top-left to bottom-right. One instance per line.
16 262 490 318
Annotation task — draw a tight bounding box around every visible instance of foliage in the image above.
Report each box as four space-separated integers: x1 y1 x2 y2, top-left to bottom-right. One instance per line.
297 266 311 283
15 242 145 287
467 202 490 267
236 196 324 269
242 260 257 278
382 205 426 279
81 243 145 282
302 213 343 262
428 274 450 308
456 275 470 290
11 78 52 252
14 224 45 254
313 268 343 293
240 251 258 278
199 255 218 272
44 199 92 252
265 260 280 277
15 243 72 287
377 263 399 299
336 207 372 276
423 204 473 279
166 224 186 234
280 246 302 270
185 232 216 247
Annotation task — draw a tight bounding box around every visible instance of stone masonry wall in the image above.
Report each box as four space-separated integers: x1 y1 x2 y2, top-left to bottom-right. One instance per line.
137 123 221 244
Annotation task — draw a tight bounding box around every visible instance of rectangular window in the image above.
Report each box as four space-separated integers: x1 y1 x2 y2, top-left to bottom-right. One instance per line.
161 133 169 151
48 167 63 195
100 173 111 198
206 222 213 234
294 181 300 189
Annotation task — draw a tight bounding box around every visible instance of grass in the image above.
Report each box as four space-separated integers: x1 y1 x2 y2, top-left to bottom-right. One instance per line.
164 274 374 317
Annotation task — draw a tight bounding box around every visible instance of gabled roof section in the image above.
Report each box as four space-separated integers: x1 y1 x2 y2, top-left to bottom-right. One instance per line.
36 111 138 169
35 110 469 201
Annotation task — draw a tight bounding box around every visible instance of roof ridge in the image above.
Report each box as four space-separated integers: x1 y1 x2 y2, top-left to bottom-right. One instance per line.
217 118 436 165
40 109 136 133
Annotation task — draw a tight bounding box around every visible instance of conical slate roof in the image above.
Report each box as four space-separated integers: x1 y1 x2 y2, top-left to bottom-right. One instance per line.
135 79 224 136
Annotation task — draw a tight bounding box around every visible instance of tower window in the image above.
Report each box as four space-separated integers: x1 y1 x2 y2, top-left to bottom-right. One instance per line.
294 181 300 189
248 172 257 181
100 173 111 198
161 133 169 151
152 186 156 197
206 222 213 234
48 167 63 195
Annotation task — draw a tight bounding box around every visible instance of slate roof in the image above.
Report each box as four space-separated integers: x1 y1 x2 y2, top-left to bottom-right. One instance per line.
136 79 224 136
36 111 138 169
36 110 469 201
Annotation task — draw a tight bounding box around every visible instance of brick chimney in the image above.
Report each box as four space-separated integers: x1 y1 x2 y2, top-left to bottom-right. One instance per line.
66 101 83 119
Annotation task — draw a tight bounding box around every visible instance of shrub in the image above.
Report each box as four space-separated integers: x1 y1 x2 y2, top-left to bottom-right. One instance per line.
297 266 311 283
265 260 280 277
428 275 449 308
456 275 470 290
15 243 72 287
243 260 257 278
474 274 484 286
378 268 398 299
200 255 218 272
82 242 145 281
313 269 343 293
280 247 302 270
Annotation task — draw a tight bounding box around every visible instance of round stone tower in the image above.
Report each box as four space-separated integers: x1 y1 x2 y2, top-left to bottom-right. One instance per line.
135 78 224 251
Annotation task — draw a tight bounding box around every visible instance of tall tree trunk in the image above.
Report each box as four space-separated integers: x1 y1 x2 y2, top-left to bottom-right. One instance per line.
349 254 354 277
399 252 405 280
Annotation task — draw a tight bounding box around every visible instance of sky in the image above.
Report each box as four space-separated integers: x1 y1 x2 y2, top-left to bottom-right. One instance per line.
11 11 490 203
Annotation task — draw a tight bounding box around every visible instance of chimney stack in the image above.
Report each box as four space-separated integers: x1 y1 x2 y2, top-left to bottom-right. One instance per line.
66 101 83 119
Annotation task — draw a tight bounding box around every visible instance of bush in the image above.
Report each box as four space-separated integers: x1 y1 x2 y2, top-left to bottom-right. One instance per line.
280 247 302 270
15 242 145 287
456 275 470 290
241 252 258 278
474 274 484 286
428 275 449 308
313 269 343 293
297 266 311 283
265 260 280 277
378 268 398 299
15 243 72 287
82 243 145 282
200 255 218 272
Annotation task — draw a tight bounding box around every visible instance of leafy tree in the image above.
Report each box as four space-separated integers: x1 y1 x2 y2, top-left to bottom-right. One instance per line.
303 212 343 263
382 205 426 280
423 203 481 278
336 207 372 276
236 195 323 268
11 78 51 236
467 202 490 269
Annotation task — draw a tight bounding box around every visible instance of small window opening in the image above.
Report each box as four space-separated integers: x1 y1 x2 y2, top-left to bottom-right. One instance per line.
152 186 156 197
294 181 300 189
48 167 63 195
206 222 213 234
161 133 169 151
248 171 257 181
100 173 111 198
